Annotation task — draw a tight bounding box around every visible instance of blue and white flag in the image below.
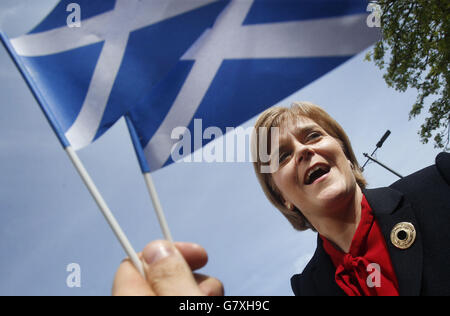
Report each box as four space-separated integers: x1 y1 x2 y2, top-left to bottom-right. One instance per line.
8 0 228 149
128 0 381 171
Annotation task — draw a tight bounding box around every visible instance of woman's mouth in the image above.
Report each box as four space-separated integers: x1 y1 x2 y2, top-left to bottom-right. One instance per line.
304 164 331 185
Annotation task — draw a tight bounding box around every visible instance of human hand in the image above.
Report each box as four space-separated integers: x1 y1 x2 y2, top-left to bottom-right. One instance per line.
112 240 224 296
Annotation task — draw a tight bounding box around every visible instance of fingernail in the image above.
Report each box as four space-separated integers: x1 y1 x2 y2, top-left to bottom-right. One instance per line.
143 241 175 265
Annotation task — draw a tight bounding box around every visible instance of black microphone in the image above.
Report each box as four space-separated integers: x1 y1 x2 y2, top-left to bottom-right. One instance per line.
376 130 391 148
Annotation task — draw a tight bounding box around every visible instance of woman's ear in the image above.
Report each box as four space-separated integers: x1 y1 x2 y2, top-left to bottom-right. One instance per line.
269 177 293 211
348 159 355 170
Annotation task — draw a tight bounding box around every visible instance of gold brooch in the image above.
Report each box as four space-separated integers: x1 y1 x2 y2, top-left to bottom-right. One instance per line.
390 222 416 250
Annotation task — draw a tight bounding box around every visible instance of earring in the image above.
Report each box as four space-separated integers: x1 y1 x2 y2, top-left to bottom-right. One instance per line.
285 202 294 211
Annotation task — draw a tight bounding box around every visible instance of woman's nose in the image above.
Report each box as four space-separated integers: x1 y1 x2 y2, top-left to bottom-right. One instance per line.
294 143 314 165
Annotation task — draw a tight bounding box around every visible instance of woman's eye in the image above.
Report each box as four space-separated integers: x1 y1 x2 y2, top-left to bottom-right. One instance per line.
307 132 322 141
279 152 291 163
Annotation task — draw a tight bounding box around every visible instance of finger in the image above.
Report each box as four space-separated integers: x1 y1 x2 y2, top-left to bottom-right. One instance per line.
143 240 204 296
112 256 154 296
174 242 208 271
194 273 225 296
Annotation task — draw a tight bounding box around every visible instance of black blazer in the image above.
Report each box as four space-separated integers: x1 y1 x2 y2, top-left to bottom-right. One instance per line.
291 152 450 296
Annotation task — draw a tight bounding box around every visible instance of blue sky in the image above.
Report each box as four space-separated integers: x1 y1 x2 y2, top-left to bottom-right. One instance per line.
0 1 443 296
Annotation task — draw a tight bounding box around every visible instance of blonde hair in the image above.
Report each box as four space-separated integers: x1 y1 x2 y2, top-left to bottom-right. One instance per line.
252 102 367 231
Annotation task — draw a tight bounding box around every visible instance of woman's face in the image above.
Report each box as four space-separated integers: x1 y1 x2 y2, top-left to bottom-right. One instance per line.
271 116 357 222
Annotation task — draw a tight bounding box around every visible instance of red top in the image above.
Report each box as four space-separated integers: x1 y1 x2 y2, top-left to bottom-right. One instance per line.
320 195 400 296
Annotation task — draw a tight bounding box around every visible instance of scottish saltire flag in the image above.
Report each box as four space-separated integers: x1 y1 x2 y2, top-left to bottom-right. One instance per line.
128 0 381 171
8 0 228 150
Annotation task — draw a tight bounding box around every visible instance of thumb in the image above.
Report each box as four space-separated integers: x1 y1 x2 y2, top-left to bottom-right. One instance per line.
142 240 204 296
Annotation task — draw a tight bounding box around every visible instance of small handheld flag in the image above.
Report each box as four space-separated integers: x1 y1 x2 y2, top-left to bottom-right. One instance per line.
127 0 381 172
1 0 229 274
1 31 144 276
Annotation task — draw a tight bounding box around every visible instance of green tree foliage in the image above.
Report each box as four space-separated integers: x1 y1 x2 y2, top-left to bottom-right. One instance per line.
366 0 449 150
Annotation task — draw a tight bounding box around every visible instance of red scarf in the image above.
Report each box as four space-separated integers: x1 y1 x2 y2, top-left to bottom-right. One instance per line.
320 195 399 296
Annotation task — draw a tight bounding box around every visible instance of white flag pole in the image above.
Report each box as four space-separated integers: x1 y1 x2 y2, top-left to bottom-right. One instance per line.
65 146 145 276
1 32 144 277
125 115 174 243
143 172 174 243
